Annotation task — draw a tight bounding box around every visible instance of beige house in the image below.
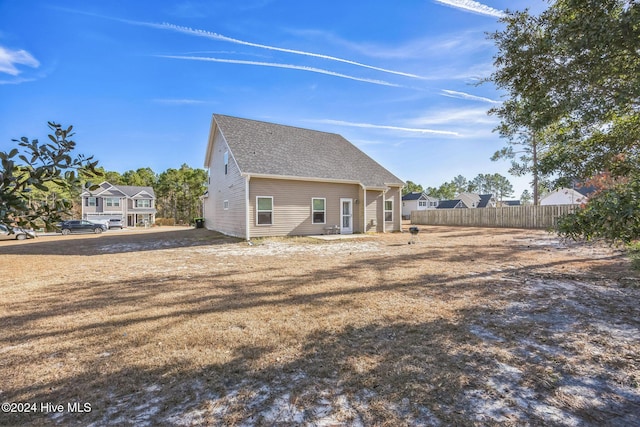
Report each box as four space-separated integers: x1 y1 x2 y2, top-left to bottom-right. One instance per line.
81 182 157 227
202 114 404 240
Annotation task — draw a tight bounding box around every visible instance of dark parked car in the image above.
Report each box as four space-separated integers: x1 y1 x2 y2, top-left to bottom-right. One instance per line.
0 224 36 240
58 220 107 235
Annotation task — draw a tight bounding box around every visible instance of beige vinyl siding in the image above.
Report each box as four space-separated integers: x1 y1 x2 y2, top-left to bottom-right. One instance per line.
204 129 247 238
248 178 360 237
385 187 402 232
365 190 383 232
83 203 99 214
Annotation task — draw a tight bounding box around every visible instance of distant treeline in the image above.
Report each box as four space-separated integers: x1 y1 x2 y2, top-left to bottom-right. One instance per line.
93 165 207 224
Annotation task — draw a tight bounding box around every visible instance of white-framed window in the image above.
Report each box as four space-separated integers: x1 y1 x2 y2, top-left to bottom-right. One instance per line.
256 196 273 225
430 201 437 207
223 151 229 175
223 200 229 210
105 197 120 207
87 197 97 207
418 200 427 207
385 200 393 222
311 198 326 224
135 199 151 208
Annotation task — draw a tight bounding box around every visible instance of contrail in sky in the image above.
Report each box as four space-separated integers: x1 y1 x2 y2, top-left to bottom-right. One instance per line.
433 0 505 18
316 119 460 136
158 55 403 87
140 20 425 80
56 9 426 81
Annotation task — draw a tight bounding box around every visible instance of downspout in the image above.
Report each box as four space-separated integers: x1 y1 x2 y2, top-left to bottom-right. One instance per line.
245 174 251 241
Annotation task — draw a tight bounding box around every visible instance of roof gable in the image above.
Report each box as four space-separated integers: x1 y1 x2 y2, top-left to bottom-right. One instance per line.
437 199 465 209
210 114 404 188
402 192 427 201
84 182 155 198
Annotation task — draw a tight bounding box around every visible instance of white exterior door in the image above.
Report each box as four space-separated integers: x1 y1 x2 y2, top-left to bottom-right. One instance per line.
340 198 353 234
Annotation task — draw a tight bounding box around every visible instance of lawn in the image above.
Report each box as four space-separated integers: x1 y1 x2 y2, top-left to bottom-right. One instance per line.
0 226 638 426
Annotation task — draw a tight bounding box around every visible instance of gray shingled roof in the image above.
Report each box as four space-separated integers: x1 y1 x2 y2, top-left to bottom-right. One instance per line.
87 183 155 198
436 199 464 209
213 114 404 188
402 192 425 201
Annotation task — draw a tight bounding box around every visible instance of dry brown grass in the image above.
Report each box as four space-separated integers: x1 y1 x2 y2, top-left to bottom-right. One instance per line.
0 226 639 426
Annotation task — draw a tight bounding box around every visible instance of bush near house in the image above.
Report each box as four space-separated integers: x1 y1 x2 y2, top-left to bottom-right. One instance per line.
155 217 176 226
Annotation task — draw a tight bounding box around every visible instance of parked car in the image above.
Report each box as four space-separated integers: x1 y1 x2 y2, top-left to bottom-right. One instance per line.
0 224 37 240
108 218 124 229
89 219 110 229
57 220 107 235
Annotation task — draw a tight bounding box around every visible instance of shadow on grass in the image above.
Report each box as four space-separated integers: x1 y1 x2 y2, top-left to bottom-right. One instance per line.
5 318 639 426
1 235 638 426
0 228 242 256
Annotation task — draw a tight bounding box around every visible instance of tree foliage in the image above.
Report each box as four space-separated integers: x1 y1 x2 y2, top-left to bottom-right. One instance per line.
470 173 514 201
425 182 457 200
156 164 207 224
0 122 101 229
402 180 423 195
557 178 640 244
489 0 640 242
122 167 157 187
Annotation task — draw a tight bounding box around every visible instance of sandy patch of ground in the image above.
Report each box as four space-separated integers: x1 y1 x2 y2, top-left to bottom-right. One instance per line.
0 226 638 426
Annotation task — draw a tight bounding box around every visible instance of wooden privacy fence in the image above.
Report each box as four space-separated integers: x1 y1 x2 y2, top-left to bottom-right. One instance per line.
410 205 578 229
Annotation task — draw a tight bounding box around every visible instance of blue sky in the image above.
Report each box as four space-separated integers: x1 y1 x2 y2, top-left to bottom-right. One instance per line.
0 0 545 198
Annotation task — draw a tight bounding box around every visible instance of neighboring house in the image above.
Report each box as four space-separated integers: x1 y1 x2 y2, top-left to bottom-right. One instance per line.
81 182 157 226
436 199 467 209
457 192 497 208
435 193 496 209
502 200 522 206
202 114 404 239
402 192 438 218
540 186 593 206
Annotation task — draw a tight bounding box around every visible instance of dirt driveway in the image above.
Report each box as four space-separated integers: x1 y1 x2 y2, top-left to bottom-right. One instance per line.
1 226 639 426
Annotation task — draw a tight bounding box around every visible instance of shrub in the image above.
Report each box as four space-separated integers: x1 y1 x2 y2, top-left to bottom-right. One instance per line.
155 217 175 226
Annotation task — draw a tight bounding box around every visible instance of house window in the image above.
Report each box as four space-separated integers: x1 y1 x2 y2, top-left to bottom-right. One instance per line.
223 200 229 210
87 197 97 207
223 151 229 175
312 198 326 224
418 201 427 207
385 200 393 222
136 199 151 208
105 198 120 207
256 196 273 225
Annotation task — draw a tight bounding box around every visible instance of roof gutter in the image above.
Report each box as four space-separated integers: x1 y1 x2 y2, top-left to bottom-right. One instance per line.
243 172 361 186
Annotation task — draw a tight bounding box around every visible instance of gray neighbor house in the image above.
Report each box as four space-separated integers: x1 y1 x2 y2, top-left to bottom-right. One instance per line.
202 114 405 240
81 182 157 227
